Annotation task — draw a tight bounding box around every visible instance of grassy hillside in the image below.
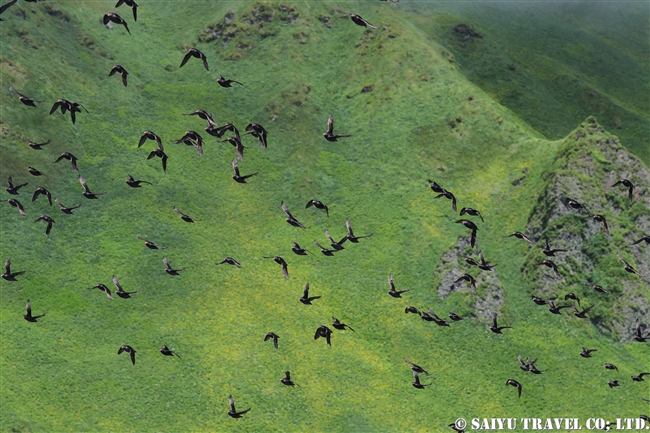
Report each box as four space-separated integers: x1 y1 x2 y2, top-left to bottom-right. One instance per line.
1 1 648 432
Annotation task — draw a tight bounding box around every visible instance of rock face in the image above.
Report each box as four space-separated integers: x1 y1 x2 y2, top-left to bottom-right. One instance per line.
521 117 649 342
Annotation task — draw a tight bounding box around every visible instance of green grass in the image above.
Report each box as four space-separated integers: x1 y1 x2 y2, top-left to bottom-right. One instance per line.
1 1 649 432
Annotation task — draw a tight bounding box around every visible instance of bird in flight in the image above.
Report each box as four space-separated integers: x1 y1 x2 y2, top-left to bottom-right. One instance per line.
263 256 289 278
217 257 242 268
24 299 46 322
434 188 457 213
0 0 18 21
159 344 180 358
264 332 279 349
32 187 52 206
112 276 138 298
227 395 250 419
453 274 477 294
50 99 87 124
612 178 634 201
538 259 561 279
572 303 594 319
306 199 329 217
28 166 46 177
489 313 512 333
291 241 311 256
20 135 50 150
126 174 152 188
504 231 532 244
87 283 114 300
411 371 432 389
344 218 373 243
323 114 352 142
388 273 411 298
542 239 567 257
109 65 129 87
55 199 82 215
324 229 346 251
591 214 610 236
281 201 307 228
633 318 649 343
579 347 597 358
118 345 136 365
631 234 649 245
79 176 107 199
404 358 430 376
5 176 28 195
9 85 43 106
231 158 258 183
331 317 354 331
163 257 186 275
138 130 163 149
2 258 25 281
54 152 79 172
299 282 321 305
103 13 130 34
280 371 298 387
313 240 337 256
173 206 196 223
34 215 55 235
314 325 333 346
6 198 27 216
180 48 208 71
217 75 243 87
617 253 643 278
245 123 268 148
184 110 217 128
115 0 138 21
459 207 484 222
506 379 522 398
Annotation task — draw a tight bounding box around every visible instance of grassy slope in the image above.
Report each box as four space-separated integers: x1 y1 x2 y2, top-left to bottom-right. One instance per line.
1 1 648 432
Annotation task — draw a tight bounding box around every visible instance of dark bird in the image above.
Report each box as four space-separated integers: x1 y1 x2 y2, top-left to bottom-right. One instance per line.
24 299 45 322
324 229 346 250
50 99 87 124
34 215 54 235
547 300 571 315
227 395 250 419
299 282 321 305
28 166 46 177
477 251 497 271
605 363 619 372
20 135 50 150
411 370 432 389
449 312 463 321
245 123 268 148
539 259 561 279
175 130 204 156
460 207 484 222
159 344 180 358
103 13 130 34
404 306 420 315
564 292 581 307
55 198 81 215
565 197 586 211
221 136 245 162
147 147 168 172
173 206 196 223
54 152 79 172
504 231 532 244
591 214 609 235
2 258 25 281
490 313 512 333
306 199 329 217
332 317 354 331
428 309 450 326
633 318 649 343
32 187 52 206
631 235 650 245
518 354 531 372
163 257 185 275
115 0 138 21
405 358 430 376
108 65 129 87
5 176 28 195
79 175 107 199
419 310 435 322
612 178 635 201
0 0 18 21
344 218 373 243
608 380 620 388
314 240 337 256
542 239 567 257
179 48 208 71
617 253 643 278
584 283 610 294
580 347 597 358
434 189 457 213
87 283 113 300
118 345 136 365
572 303 594 319
7 198 27 216
138 130 162 148
350 13 378 29
217 75 243 87
9 85 43 106
280 371 298 387
137 234 164 249
291 241 311 256
231 158 258 183
217 257 241 268
208 123 240 140
388 273 411 298
531 295 547 306
454 274 477 293
506 379 522 398
126 174 151 188
281 201 306 228
112 275 138 298
631 373 649 382
314 325 333 346
427 180 446 194
264 332 279 349
528 360 546 374
323 114 352 142
184 110 217 127
263 256 289 278
456 219 478 248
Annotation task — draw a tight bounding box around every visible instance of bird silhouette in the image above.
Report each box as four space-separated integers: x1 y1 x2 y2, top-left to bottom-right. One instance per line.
419 310 435 322
459 207 484 222
7 198 27 216
617 253 643 278
565 197 587 211
631 235 649 245
24 299 45 322
314 325 333 346
306 199 329 217
476 251 497 271
280 371 298 387
217 75 243 87
324 229 346 250
434 189 457 213
138 130 162 148
103 13 130 34
180 48 208 71
291 241 311 256
79 176 107 199
313 240 337 256
55 199 82 215
115 0 138 21
299 282 321 305
612 179 634 201
34 215 54 235
173 206 196 223
264 332 279 349
217 257 242 268
5 176 28 195
28 166 46 177
454 274 477 293
604 363 618 372
87 283 113 300
542 239 567 257
345 12 378 29
112 276 138 298
323 114 352 142
564 292 581 307
531 295 547 305
245 123 268 148
584 283 610 294
518 355 531 372
388 273 410 298
506 379 522 398
631 373 649 382
50 99 87 124
404 358 430 375
118 345 136 365
281 201 307 228
449 312 463 321
608 380 620 388
160 344 180 358
572 303 594 319
263 256 289 278
32 187 52 206
579 347 597 358
344 218 373 243
633 318 649 343
490 313 512 333
147 147 168 172
221 136 245 161
411 370 432 389
163 257 186 275
332 317 354 331
208 123 240 140
428 309 450 326
547 300 571 314
231 158 258 183
504 231 532 244
126 174 151 188
404 306 420 315
184 109 217 127
54 152 79 172
539 259 561 279
227 395 250 418
175 130 204 156
9 85 43 106
591 214 610 235
108 65 129 86
2 258 25 281
137 235 164 250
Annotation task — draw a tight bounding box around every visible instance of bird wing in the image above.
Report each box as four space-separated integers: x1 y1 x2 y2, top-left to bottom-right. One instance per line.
492 313 498 328
25 299 31 316
78 176 90 193
199 51 209 71
345 218 354 236
179 52 192 68
327 114 334 135
228 395 236 412
4 258 10 274
112 275 122 291
231 158 240 176
361 17 378 29
163 257 171 269
281 201 292 218
8 84 23 97
388 273 394 290
303 283 310 298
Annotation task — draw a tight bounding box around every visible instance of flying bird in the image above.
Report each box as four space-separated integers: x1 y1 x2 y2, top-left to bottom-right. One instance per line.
531 295 547 305
490 313 512 333
7 198 27 216
245 123 268 148
159 344 180 358
5 176 28 195
280 371 298 387
604 363 619 372
264 332 279 349
584 283 610 294
411 370 432 389
306 199 329 217
633 318 649 343
344 218 373 242
50 99 87 124
314 325 333 346
476 251 497 271
591 214 610 235
564 292 581 307
138 130 162 148
115 0 138 21
332 317 354 331
221 136 245 161
427 309 450 326
631 235 650 245
118 345 136 365
184 110 217 127
217 257 242 268
217 75 243 87
434 189 457 213
299 282 321 305
207 123 240 140
180 48 208 71
323 114 352 142
313 240 337 256
579 347 597 358
9 85 43 106
54 152 79 172
137 235 164 250
617 253 643 278
231 158 258 183
631 373 649 382
324 229 346 250
55 198 82 214
2 258 25 281
547 300 571 315
173 206 196 222
404 358 430 376
147 147 168 172
504 231 532 244
459 207 484 222
24 299 45 322
388 273 410 298
608 380 620 388
291 241 311 256
506 379 522 398
126 174 151 188
572 303 594 319
163 257 186 275
34 215 54 235
281 201 306 228
612 178 635 201
87 283 113 300
32 187 52 206
453 274 477 293
227 395 250 419
112 276 138 298
175 130 204 156
103 13 130 34
28 166 46 177
20 135 50 150
542 239 567 257
538 259 561 279
448 312 463 321
337 11 378 29
79 176 107 199
405 306 420 315
565 197 587 211
263 256 289 278
109 65 129 87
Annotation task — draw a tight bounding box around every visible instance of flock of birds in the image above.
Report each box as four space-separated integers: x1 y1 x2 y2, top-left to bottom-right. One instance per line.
2 0 650 428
